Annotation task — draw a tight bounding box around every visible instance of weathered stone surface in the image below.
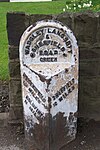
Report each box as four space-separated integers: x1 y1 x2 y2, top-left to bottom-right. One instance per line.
54 12 73 30
0 113 9 127
30 14 52 25
9 79 22 105
19 20 78 149
79 60 99 76
9 46 19 59
9 79 23 121
9 105 23 121
74 12 98 45
79 76 99 98
96 12 100 43
7 12 30 46
9 60 20 78
79 44 100 60
79 75 100 120
97 78 100 96
79 96 100 120
79 76 100 120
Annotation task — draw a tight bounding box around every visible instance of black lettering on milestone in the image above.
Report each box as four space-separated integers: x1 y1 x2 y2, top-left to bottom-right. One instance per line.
52 78 75 106
52 28 56 34
40 57 57 62
38 41 44 47
64 92 68 97
40 58 44 62
60 86 66 93
53 102 58 107
53 41 58 47
49 50 53 56
58 97 63 102
26 40 31 45
29 36 34 42
44 50 48 56
35 96 41 104
24 99 28 105
30 53 35 58
54 50 58 55
31 48 36 53
46 34 50 39
57 43 61 49
25 49 29 55
39 50 44 56
43 40 51 45
52 96 56 101
61 47 65 52
31 102 37 110
48 28 51 33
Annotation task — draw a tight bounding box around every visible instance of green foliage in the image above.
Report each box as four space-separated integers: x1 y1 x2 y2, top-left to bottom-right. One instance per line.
63 0 100 12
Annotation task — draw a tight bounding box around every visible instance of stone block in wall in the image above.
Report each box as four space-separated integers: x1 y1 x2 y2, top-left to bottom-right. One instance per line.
97 78 100 96
53 13 73 30
30 14 52 25
79 96 100 120
9 79 23 121
74 12 98 45
79 76 100 120
9 60 20 78
96 12 100 43
9 106 23 122
79 43 100 60
9 46 19 59
7 12 30 46
79 76 99 98
9 79 23 123
9 79 22 105
79 60 99 76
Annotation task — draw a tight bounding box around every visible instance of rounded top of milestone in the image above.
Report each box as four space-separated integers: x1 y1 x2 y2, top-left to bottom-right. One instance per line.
20 20 77 64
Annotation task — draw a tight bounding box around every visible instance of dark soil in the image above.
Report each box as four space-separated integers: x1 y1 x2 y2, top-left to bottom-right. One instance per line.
0 124 24 150
0 119 100 150
0 81 100 150
61 118 100 150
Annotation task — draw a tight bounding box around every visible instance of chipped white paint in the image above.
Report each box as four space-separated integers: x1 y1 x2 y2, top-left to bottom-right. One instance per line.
19 20 78 142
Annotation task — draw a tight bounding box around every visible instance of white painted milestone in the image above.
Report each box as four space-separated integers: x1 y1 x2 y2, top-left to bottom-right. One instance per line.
19 20 79 143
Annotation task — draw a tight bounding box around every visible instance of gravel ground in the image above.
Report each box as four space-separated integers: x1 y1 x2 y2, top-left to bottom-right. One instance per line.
62 119 100 150
0 124 24 150
0 119 100 150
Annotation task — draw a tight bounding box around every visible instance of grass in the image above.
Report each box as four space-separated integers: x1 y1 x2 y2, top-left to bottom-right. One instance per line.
0 1 65 80
0 1 100 80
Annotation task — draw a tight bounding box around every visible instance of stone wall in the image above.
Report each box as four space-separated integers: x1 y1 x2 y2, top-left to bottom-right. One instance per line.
0 0 9 2
6 12 100 123
0 0 9 1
